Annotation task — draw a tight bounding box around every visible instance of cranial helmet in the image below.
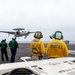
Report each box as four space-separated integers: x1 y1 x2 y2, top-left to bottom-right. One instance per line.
2 38 6 41
34 31 43 39
53 31 63 40
12 36 16 40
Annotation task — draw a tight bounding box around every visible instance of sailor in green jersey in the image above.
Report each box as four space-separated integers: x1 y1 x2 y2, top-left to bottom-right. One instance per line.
9 37 18 63
0 39 9 62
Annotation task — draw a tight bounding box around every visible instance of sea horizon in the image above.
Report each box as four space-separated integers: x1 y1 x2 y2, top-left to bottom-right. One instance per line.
7 41 75 44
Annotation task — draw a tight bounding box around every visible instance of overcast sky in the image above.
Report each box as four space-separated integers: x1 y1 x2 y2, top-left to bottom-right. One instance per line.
0 0 75 42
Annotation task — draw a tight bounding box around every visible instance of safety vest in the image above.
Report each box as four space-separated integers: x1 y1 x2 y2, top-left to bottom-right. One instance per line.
9 40 16 49
31 39 42 56
1 42 6 48
9 40 18 49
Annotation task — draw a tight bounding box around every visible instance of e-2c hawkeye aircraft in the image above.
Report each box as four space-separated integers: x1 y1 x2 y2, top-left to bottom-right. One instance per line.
0 28 36 38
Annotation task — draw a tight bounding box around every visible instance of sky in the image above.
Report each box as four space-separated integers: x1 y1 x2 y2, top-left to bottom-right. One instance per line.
0 0 75 42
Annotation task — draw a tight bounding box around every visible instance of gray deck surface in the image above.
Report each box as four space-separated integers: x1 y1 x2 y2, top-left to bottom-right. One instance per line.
0 43 75 64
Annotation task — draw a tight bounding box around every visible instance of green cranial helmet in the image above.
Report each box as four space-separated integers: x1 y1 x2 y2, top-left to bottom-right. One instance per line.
53 31 63 40
34 31 43 39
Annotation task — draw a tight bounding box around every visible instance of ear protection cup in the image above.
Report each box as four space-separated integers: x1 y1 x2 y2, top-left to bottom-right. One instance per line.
34 31 43 39
53 31 63 40
39 32 43 38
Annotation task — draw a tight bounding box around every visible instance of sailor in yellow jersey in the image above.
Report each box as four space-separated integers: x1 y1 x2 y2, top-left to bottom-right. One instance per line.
46 31 69 58
30 31 45 60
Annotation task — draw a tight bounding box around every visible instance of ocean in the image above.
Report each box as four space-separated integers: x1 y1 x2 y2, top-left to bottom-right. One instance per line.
14 41 75 44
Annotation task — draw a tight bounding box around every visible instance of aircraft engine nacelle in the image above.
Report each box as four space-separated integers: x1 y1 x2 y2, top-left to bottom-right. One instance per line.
14 32 21 37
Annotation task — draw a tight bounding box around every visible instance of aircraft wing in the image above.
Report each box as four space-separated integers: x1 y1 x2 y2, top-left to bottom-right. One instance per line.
0 31 15 34
28 31 36 33
24 31 36 38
